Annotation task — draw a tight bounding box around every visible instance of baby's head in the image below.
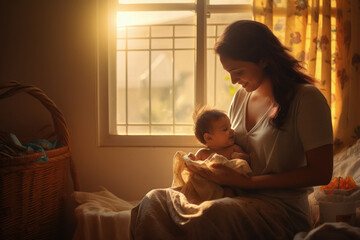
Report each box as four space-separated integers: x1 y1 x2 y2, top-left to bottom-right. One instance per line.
193 107 235 148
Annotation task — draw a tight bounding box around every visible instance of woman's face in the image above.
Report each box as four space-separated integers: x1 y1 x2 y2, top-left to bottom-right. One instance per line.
219 55 267 92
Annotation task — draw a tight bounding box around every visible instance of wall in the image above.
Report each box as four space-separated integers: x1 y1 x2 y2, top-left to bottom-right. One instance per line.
0 0 196 203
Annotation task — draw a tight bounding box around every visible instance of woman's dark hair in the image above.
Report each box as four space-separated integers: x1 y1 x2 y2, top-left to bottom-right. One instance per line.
214 20 313 129
193 106 227 145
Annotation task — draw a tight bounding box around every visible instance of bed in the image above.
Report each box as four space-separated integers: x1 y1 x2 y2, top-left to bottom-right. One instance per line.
73 140 360 240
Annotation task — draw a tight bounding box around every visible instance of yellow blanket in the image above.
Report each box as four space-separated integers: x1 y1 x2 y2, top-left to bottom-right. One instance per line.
172 151 252 203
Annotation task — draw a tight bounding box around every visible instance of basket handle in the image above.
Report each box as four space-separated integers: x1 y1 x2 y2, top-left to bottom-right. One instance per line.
0 81 80 191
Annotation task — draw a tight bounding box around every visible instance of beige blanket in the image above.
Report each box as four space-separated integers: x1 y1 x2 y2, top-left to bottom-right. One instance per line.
172 151 252 203
73 189 136 240
130 151 309 239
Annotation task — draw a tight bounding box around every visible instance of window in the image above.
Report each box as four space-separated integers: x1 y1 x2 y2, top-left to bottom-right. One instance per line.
98 0 252 147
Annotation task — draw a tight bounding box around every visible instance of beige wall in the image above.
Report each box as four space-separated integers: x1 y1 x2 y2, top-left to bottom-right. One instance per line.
0 1 196 202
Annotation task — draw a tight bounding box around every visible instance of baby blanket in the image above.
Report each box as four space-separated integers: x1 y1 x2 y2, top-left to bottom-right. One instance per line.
172 151 252 203
74 151 309 240
130 151 307 239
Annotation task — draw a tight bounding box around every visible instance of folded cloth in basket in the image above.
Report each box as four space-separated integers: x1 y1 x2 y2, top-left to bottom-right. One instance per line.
0 132 58 162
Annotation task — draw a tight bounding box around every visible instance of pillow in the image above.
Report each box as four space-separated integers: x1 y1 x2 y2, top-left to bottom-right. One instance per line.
333 139 360 183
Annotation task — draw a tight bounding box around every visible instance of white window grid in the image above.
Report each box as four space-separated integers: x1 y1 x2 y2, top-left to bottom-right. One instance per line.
98 0 252 147
115 23 231 135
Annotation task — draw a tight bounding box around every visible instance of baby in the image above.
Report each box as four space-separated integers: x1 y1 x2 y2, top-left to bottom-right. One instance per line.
187 107 250 197
190 107 248 162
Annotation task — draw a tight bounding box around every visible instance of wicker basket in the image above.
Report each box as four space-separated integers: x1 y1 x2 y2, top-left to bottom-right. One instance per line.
0 81 80 240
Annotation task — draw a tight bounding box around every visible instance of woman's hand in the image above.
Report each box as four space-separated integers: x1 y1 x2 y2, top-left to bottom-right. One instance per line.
210 163 251 186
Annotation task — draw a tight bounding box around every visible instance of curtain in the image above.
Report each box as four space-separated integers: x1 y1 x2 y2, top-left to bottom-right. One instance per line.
253 0 360 153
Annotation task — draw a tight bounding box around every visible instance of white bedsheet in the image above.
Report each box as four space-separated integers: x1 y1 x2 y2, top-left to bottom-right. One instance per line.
73 189 136 240
304 140 360 238
294 222 360 240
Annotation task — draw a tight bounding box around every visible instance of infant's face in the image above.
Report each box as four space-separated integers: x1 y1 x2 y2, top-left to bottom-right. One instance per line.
209 116 235 148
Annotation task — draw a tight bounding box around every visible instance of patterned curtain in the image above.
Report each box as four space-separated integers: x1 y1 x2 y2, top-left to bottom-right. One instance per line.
253 0 360 153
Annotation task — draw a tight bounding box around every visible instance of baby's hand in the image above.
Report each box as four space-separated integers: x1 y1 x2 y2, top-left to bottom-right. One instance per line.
231 152 250 162
187 152 196 160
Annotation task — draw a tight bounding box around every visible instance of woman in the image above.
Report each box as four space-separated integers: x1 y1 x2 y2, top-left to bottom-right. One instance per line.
130 20 333 239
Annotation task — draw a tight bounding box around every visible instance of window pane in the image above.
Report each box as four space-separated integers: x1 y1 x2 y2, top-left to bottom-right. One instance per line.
117 39 126 50
115 10 195 135
128 39 149 49
127 26 149 38
207 25 216 37
127 51 149 124
207 12 252 25
119 0 195 3
151 126 173 135
174 50 194 124
174 38 195 49
207 50 216 106
117 126 126 135
117 27 126 38
175 25 195 37
151 51 173 124
151 39 172 49
117 11 194 27
209 0 251 4
207 38 215 49
152 26 173 37
116 52 126 124
217 25 227 37
128 126 149 135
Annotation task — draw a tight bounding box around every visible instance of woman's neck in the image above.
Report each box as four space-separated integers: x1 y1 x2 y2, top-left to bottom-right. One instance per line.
253 76 274 102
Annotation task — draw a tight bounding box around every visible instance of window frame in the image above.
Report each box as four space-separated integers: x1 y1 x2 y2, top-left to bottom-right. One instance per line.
97 0 252 147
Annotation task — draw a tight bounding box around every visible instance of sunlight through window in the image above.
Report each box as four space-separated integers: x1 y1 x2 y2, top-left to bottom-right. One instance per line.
108 0 252 142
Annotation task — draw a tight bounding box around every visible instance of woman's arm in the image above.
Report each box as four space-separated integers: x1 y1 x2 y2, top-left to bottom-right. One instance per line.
243 144 333 189
192 144 333 189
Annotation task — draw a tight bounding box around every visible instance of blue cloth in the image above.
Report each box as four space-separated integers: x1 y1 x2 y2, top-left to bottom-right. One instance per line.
9 133 58 162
